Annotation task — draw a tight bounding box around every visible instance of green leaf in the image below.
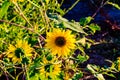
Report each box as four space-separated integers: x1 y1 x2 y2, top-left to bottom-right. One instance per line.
30 73 39 80
0 1 10 19
86 17 93 23
57 15 85 33
79 16 93 26
73 72 83 80
55 8 65 15
45 0 50 4
105 73 116 78
87 64 96 73
22 57 30 64
77 54 89 63
63 21 85 33
94 74 105 80
89 24 101 33
78 45 85 53
107 2 120 10
49 14 86 33
76 37 86 46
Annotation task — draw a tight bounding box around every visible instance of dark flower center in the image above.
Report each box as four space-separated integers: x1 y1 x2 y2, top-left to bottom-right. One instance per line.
55 36 66 47
15 48 24 58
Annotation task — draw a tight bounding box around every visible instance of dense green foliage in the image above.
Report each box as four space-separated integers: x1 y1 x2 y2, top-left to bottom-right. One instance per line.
0 0 120 80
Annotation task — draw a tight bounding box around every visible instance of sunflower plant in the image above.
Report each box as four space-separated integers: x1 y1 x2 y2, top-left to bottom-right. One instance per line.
0 0 118 80
6 40 34 64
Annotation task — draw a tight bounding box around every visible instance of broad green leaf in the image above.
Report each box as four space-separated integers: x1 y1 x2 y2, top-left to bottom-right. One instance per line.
0 1 10 19
58 15 85 33
63 21 85 33
49 14 86 33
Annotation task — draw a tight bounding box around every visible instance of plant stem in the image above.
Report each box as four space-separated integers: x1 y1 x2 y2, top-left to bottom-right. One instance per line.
0 20 45 41
64 0 80 15
14 3 34 28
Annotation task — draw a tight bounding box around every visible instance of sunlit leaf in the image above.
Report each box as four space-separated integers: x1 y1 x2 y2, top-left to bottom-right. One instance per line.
94 74 105 80
76 37 86 46
30 73 39 80
0 1 10 19
107 2 120 10
87 64 96 73
89 24 101 33
58 15 85 33
49 14 86 33
79 16 93 26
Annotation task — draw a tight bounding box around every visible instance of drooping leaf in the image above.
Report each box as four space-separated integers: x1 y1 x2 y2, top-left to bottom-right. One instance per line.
58 15 85 33
49 14 86 33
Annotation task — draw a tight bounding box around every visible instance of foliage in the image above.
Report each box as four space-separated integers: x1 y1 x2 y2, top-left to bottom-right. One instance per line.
0 0 119 80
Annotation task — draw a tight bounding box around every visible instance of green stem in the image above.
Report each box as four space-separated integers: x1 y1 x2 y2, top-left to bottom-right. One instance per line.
27 0 48 31
64 0 80 15
14 3 33 28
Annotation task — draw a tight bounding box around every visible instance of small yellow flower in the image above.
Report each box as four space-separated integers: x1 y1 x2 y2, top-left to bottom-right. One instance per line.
6 40 34 63
40 57 61 79
45 28 76 57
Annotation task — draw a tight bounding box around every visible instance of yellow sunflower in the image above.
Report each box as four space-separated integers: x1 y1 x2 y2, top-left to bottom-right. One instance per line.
45 28 76 57
40 57 61 79
6 40 34 63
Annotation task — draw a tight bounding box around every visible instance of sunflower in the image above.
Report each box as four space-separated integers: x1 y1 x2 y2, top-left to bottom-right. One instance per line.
45 28 76 57
6 40 33 63
40 56 61 79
